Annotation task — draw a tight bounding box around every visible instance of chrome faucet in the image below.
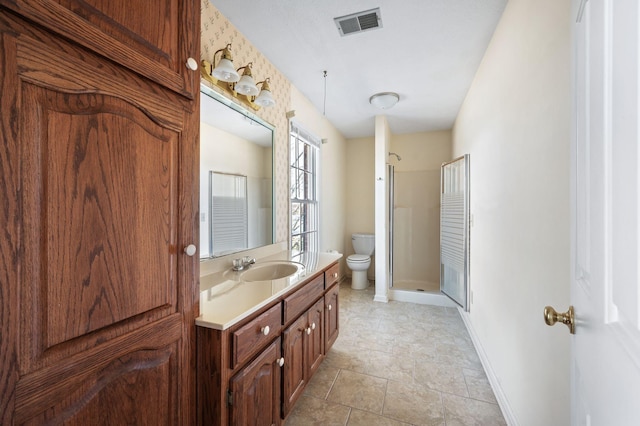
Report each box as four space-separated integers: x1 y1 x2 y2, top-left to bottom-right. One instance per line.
232 256 256 271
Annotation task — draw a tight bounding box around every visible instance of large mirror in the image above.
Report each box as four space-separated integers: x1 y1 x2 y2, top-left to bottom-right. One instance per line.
200 84 274 259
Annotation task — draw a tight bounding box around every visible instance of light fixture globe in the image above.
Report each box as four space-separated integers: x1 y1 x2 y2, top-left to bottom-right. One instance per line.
235 63 260 96
212 58 240 82
255 79 276 107
369 92 399 109
211 44 240 82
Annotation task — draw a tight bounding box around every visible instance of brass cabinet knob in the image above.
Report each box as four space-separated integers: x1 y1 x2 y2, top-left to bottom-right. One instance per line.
544 305 575 334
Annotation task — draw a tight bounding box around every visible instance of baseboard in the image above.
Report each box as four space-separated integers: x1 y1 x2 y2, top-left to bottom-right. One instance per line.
459 309 519 426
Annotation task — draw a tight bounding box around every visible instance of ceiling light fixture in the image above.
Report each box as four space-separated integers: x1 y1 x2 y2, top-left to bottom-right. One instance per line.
210 44 240 83
369 92 399 109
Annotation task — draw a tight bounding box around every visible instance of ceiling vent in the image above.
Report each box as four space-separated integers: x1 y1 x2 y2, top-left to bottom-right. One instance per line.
334 8 382 36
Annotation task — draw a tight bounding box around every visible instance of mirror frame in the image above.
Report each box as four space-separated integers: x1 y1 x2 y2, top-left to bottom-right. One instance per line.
200 83 275 259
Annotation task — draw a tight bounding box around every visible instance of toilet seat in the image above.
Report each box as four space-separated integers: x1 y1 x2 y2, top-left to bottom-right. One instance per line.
347 254 370 263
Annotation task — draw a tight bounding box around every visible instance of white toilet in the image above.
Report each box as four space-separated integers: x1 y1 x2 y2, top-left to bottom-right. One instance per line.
346 233 375 290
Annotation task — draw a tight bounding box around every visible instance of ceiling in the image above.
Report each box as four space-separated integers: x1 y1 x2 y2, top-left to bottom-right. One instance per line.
210 0 508 139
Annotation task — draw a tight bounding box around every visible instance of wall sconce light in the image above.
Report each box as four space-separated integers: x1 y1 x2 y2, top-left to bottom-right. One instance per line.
200 49 276 110
234 63 260 96
210 44 240 82
369 92 399 109
254 78 276 107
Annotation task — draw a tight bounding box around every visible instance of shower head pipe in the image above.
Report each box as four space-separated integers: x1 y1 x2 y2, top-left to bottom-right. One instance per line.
388 152 401 161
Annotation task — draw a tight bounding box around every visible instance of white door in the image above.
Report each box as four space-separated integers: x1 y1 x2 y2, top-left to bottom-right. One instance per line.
569 0 640 424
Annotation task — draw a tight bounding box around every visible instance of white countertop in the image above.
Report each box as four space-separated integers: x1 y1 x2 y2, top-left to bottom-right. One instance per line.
196 251 342 330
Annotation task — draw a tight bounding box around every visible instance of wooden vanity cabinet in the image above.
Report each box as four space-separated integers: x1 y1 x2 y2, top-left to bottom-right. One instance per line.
229 338 282 426
325 283 340 351
282 298 325 416
197 261 340 425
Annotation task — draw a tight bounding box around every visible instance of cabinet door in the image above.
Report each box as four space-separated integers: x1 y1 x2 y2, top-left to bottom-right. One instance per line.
282 314 307 416
307 299 325 377
325 284 340 351
0 12 198 425
229 338 281 426
2 0 199 99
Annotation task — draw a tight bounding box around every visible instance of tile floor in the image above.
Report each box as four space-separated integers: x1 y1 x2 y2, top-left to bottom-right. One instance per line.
284 281 506 426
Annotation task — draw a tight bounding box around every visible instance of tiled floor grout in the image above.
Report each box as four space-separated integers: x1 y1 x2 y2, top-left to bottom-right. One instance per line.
285 280 506 426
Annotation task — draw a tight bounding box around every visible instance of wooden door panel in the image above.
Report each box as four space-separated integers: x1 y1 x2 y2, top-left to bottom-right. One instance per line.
37 87 176 348
307 299 324 377
20 81 181 368
230 338 281 426
282 315 307 416
3 0 198 99
325 284 339 351
0 10 198 424
17 336 180 425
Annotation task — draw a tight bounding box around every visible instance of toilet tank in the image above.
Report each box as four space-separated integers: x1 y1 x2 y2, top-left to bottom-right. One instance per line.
352 233 375 255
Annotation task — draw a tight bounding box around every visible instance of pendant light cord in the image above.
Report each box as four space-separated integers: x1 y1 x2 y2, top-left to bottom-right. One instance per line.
323 70 327 116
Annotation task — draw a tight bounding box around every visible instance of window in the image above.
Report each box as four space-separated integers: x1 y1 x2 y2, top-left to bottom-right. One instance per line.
290 122 320 255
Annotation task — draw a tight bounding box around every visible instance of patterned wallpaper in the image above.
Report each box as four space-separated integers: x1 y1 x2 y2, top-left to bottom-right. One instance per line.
201 0 291 243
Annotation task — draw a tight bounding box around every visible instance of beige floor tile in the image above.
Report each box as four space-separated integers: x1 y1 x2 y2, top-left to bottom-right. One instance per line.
383 379 445 426
346 408 411 426
289 281 505 425
442 393 506 426
327 370 387 414
304 363 340 399
358 349 414 382
284 395 351 426
463 368 498 404
414 360 469 397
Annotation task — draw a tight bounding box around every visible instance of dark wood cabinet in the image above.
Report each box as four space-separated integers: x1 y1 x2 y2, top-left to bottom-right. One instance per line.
282 298 325 416
197 262 340 425
282 313 308 415
0 3 199 424
1 0 199 99
325 283 340 352
307 298 325 377
229 338 282 426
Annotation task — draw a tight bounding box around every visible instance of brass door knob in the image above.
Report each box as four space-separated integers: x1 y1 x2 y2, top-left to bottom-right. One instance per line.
544 305 575 334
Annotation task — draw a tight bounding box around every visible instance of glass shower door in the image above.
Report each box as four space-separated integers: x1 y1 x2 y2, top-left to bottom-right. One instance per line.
440 155 470 310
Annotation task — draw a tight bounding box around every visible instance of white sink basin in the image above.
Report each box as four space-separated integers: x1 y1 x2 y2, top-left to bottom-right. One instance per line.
240 262 301 282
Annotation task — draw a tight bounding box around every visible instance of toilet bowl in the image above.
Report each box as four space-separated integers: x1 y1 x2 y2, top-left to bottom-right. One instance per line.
347 233 374 290
346 254 371 290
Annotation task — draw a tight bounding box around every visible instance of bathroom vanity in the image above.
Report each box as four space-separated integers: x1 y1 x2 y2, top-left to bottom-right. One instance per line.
196 251 341 425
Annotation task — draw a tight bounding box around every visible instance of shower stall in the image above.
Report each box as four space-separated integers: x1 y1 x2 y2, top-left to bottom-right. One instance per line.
388 154 470 308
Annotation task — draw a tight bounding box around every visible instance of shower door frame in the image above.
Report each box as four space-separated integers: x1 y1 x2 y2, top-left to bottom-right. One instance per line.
440 155 470 311
388 164 394 288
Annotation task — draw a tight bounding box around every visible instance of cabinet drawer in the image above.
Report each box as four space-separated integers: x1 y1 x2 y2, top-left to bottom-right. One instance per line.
231 303 282 368
283 274 324 324
324 262 340 288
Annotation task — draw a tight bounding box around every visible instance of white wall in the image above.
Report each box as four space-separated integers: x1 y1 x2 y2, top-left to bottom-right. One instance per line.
345 136 375 277
452 0 571 424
